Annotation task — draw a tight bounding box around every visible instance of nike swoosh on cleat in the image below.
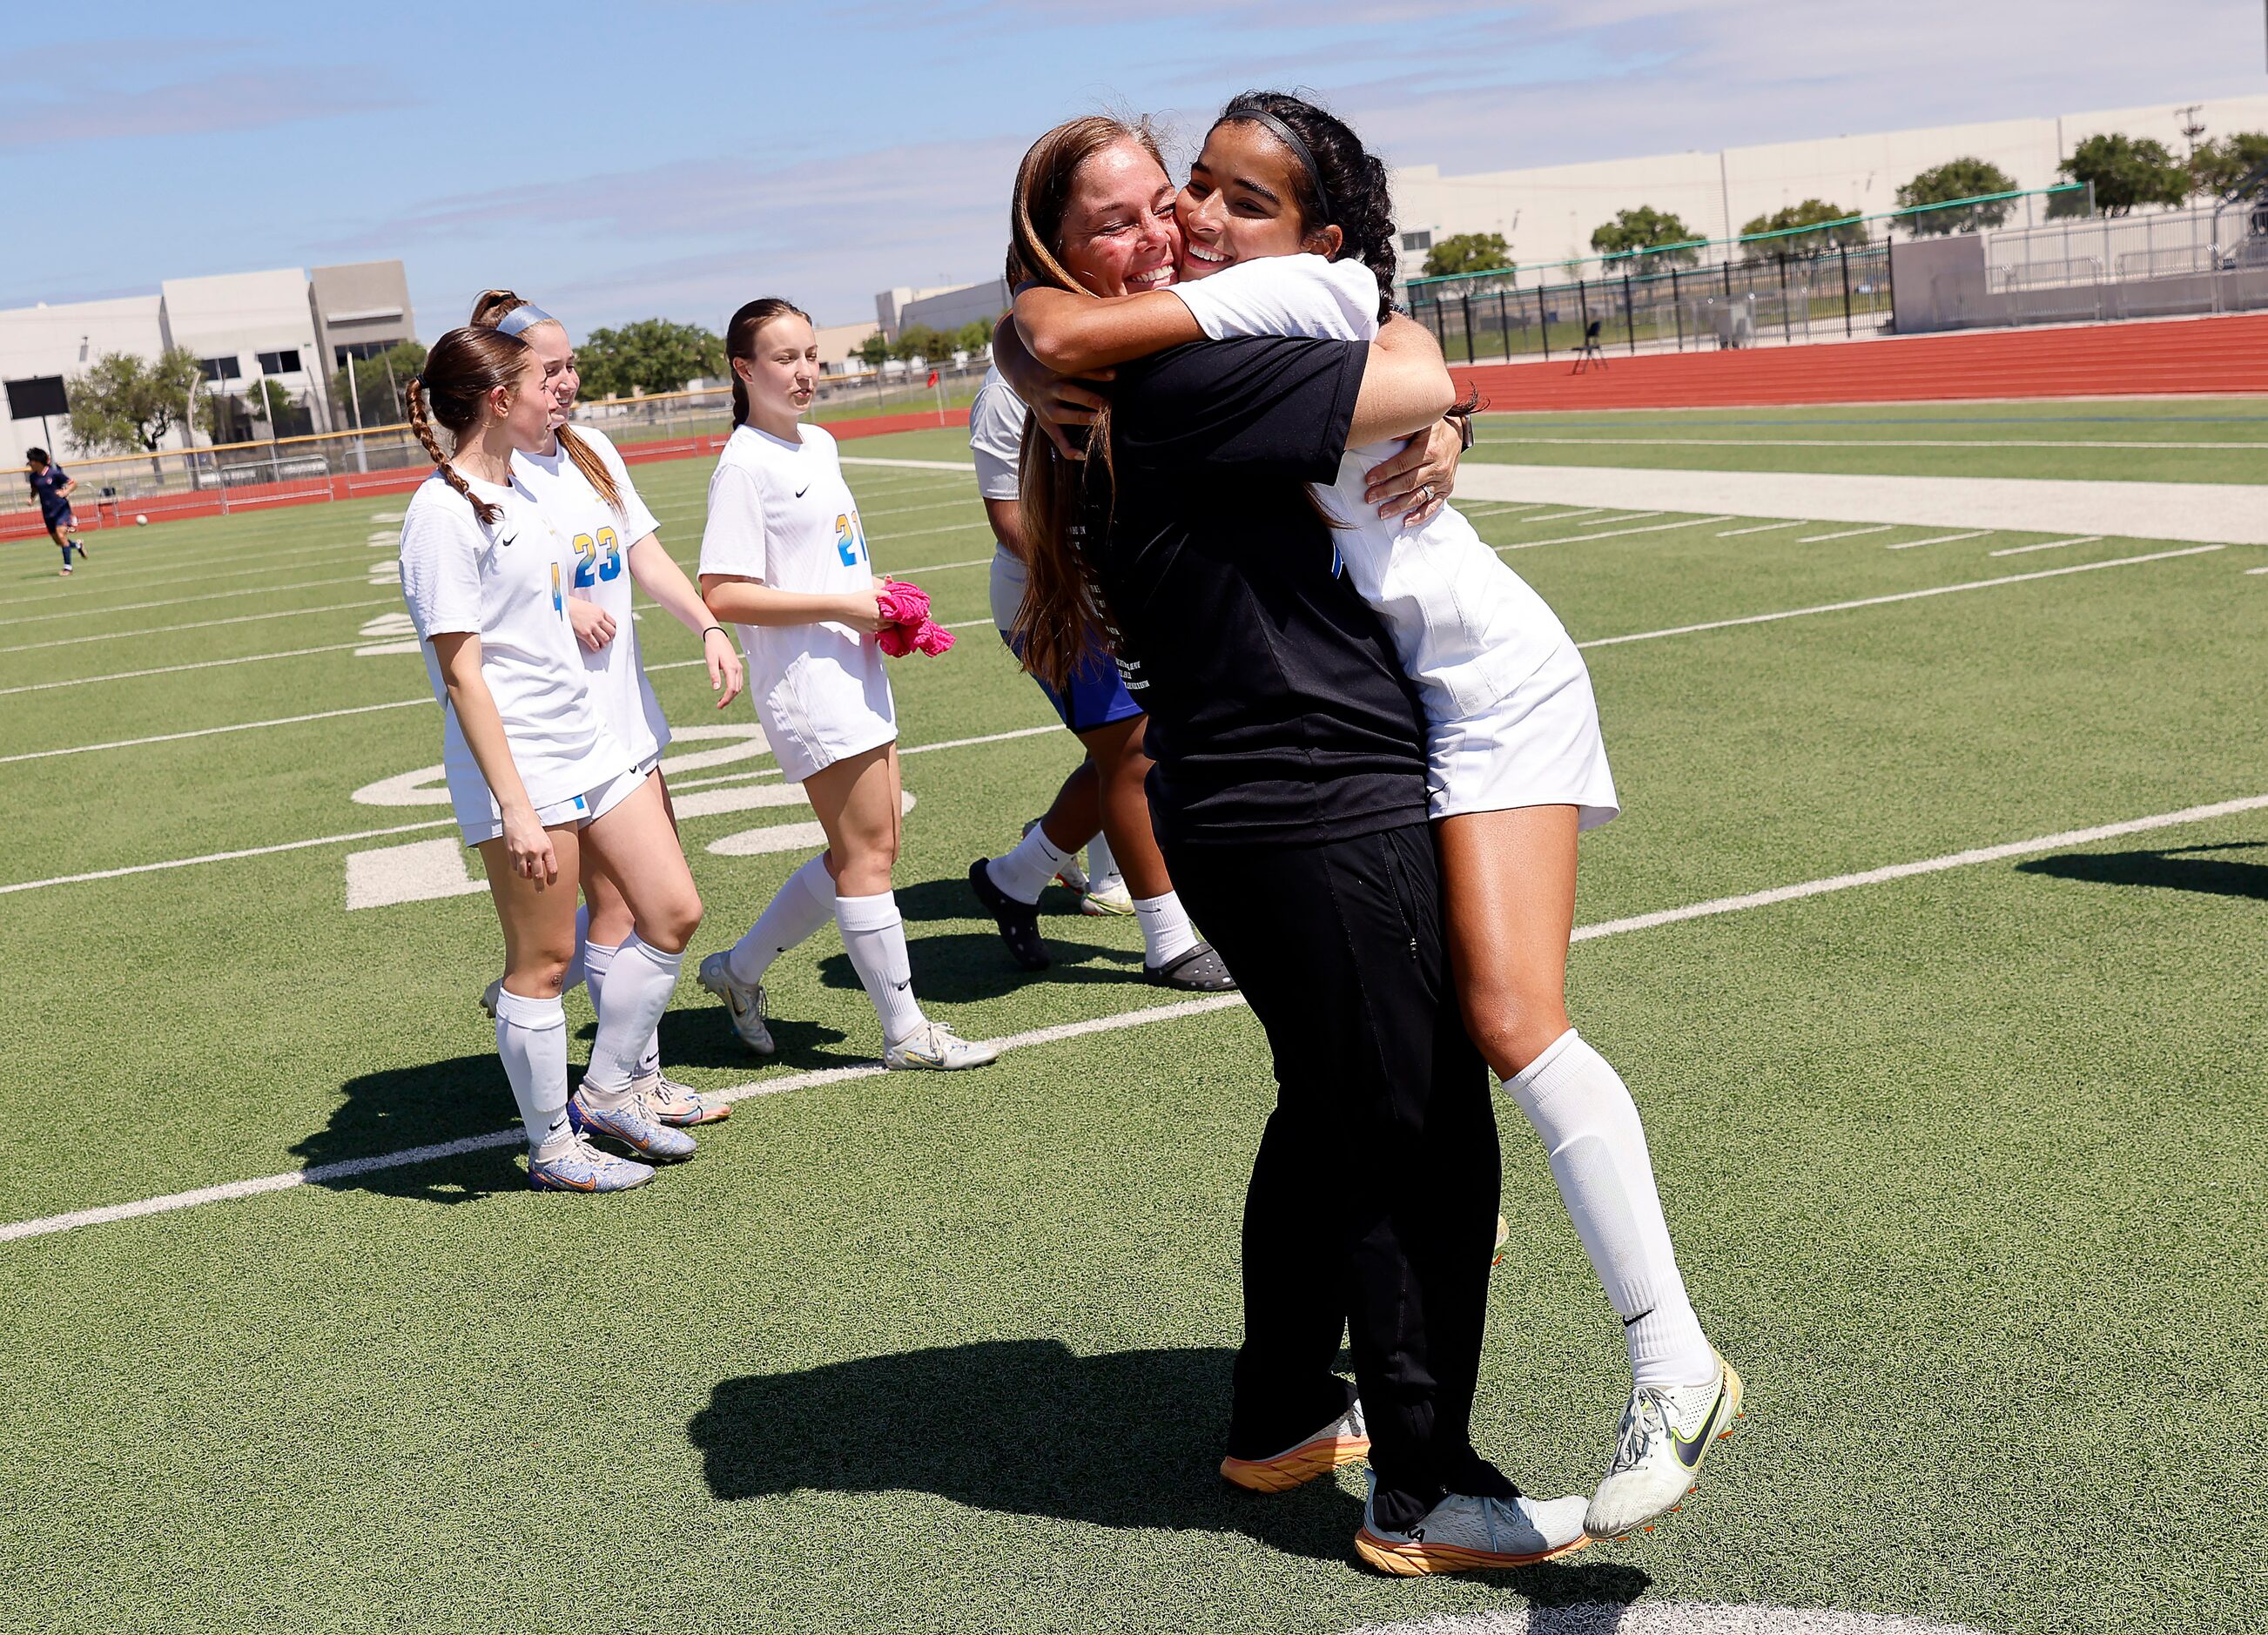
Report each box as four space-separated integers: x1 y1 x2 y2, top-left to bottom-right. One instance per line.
1669 1385 1727 1468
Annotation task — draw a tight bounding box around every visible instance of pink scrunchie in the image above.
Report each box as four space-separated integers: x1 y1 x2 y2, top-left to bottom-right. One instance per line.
874 577 955 658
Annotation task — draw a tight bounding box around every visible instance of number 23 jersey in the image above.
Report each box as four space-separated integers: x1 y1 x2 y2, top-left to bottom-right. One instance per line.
699 422 896 780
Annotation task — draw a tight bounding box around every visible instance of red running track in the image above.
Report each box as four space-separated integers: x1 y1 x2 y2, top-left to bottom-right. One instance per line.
1451 310 2268 412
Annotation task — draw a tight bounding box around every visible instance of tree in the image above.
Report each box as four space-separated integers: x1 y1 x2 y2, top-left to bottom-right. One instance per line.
2057 132 2191 216
577 319 724 399
64 347 205 465
1894 158 2019 235
1589 206 1701 268
1422 232 1513 278
2191 131 2268 198
855 332 892 371
330 340 428 430
953 320 994 357
891 323 948 363
1739 198 1864 258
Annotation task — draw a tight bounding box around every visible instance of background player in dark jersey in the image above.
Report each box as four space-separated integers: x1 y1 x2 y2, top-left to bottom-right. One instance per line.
25 449 88 575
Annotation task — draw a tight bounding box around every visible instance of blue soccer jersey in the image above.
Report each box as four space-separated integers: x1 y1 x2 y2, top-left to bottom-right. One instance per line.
29 463 71 521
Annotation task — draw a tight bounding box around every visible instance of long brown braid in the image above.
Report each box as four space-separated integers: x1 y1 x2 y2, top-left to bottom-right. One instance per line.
409 326 535 527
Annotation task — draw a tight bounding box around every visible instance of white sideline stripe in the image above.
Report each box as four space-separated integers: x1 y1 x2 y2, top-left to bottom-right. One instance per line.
0 699 430 765
1498 515 1734 551
880 520 992 543
17 787 2268 1243
840 457 977 472
2248 566 2268 575
1885 530 1990 551
1522 507 1607 523
0 641 386 696
0 599 391 656
861 496 981 521
1716 521 1803 536
1577 547 2221 648
1988 535 2100 558
0 993 1251 1244
0 819 454 897
1798 524 1894 542
0 575 367 629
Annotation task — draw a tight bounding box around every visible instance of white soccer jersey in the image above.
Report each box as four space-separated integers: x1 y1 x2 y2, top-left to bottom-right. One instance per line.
512 424 671 767
397 470 632 827
698 422 896 783
1173 254 1616 826
968 365 1030 634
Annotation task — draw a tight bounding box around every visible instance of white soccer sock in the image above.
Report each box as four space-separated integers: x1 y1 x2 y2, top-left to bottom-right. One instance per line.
493 987 573 1157
1087 830 1120 891
1510 1029 1717 1390
582 936 662 1083
835 891 927 1045
727 853 837 986
562 903 590 994
986 822 1071 905
1133 891 1201 967
582 934 683 1103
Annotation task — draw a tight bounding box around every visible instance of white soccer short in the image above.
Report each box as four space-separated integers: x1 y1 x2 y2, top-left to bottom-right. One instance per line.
457 760 647 847
1426 637 1620 829
755 651 898 784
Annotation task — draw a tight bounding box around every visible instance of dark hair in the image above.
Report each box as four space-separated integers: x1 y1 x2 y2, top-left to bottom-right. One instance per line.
723 298 812 426
1005 114 1168 691
466 288 623 515
1211 90 1397 323
407 326 536 526
25 447 49 466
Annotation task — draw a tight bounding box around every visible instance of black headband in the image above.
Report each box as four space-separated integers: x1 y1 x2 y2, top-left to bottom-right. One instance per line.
1220 99 1336 232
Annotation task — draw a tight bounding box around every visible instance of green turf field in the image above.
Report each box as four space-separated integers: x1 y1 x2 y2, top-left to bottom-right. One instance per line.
5 409 2267 1635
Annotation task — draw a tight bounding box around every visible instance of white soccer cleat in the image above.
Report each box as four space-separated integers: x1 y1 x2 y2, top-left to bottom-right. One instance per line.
884 1021 1001 1071
697 952 776 1056
1585 1352 1746 1541
1080 878 1134 917
1355 1474 1591 1576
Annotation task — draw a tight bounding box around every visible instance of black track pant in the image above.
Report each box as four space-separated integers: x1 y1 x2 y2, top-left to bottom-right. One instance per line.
1163 820 1506 1532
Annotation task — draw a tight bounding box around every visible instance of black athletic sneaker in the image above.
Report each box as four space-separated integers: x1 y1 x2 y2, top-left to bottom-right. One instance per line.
1145 942 1237 992
968 858 1050 971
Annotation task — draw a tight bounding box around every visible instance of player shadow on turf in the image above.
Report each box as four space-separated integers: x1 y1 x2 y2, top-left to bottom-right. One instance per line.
817 933 1144 1005
294 1053 524 1203
892 876 1100 925
582 1008 854 1074
2016 841 2268 902
690 1337 1650 1598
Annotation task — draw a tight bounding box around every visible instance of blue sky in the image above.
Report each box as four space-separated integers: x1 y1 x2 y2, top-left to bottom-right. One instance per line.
10 2 2268 335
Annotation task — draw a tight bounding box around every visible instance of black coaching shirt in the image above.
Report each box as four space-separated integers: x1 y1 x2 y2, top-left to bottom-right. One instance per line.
1081 335 1430 849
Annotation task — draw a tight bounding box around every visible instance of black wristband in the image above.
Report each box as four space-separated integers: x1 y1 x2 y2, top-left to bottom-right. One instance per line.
701 624 730 641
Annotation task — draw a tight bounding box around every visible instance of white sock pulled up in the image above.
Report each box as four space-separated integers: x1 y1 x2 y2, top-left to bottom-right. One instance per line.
728 853 836 986
1133 891 1200 967
1510 1028 1717 1390
494 986 572 1157
835 891 926 1046
582 935 683 1103
986 823 1071 905
1087 830 1118 891
583 935 663 1084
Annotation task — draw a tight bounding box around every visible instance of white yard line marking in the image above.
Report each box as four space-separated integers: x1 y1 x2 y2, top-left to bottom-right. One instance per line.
0 699 431 765
1798 524 1895 542
1716 521 1804 536
1885 530 1991 551
1521 507 1607 523
839 456 978 472
0 575 368 629
860 496 981 521
1576 546 2220 649
0 819 454 898
1988 535 2102 558
878 520 993 544
18 784 2268 1242
1498 515 1735 551
0 599 391 656
0 641 388 697
2247 566 2268 575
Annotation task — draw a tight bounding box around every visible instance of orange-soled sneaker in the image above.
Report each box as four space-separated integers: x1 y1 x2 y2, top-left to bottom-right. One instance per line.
1220 1397 1370 1492
1354 1474 1591 1577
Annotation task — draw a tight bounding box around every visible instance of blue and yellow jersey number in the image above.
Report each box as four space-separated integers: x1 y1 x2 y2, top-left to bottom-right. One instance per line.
834 510 867 568
550 562 563 616
570 527 623 589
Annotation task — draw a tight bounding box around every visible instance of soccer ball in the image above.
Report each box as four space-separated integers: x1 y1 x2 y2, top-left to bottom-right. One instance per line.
134 514 148 526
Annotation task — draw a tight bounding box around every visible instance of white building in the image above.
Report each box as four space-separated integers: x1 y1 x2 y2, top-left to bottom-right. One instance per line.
0 261 414 458
1390 94 2268 284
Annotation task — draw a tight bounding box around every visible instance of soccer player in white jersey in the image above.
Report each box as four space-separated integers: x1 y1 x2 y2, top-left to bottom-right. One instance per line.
694 298 998 1073
397 327 710 1191
966 337 1232 992
1012 92 1741 1558
467 291 743 1128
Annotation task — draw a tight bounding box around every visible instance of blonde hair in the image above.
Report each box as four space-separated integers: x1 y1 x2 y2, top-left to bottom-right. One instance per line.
467 288 623 515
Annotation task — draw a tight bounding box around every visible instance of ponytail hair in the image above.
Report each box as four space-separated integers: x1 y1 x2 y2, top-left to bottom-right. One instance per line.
1211 91 1399 323
409 325 535 527
724 297 812 427
467 287 622 515
1004 114 1167 693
